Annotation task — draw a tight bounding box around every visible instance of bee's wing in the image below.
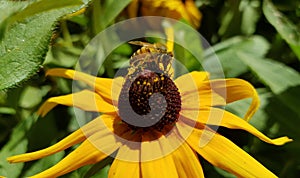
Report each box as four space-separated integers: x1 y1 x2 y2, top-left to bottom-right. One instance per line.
128 41 153 47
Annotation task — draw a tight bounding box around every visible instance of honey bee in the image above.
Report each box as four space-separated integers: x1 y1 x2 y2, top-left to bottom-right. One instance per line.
127 41 174 77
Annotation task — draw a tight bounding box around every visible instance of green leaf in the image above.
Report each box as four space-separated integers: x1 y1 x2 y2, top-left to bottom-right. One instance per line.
8 0 82 24
218 0 241 38
263 0 300 60
113 43 132 56
289 44 300 60
266 96 300 138
203 36 270 77
173 27 202 73
91 0 131 33
272 0 300 11
0 0 83 40
0 1 25 22
214 167 236 178
0 107 16 115
276 86 300 122
0 115 36 177
0 2 84 90
238 52 300 94
19 86 45 108
0 1 27 39
238 52 300 131
263 0 300 45
99 0 131 29
240 0 261 35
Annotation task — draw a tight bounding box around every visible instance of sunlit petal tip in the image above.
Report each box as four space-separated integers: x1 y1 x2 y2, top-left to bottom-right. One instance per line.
45 68 74 78
36 99 57 117
36 94 72 117
45 68 98 89
7 129 86 163
191 108 292 146
230 79 260 121
271 136 293 145
244 88 260 121
6 157 14 163
27 140 109 178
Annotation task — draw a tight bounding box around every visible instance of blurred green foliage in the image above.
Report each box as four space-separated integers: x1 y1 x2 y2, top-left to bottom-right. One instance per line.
0 0 300 177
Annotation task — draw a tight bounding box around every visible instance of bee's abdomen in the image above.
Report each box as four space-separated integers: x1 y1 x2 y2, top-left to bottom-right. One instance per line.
132 47 157 57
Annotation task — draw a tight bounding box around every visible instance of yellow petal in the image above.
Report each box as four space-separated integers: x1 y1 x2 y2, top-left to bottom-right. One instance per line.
81 114 123 155
178 124 278 178
141 0 182 13
109 143 141 177
46 68 123 103
113 128 144 162
177 71 225 110
7 129 86 163
114 142 140 162
209 78 260 120
140 0 201 28
181 107 292 145
141 152 178 178
158 1 182 10
165 26 174 53
172 142 204 178
28 140 111 178
181 85 226 110
184 0 202 28
140 128 187 162
141 131 167 162
7 114 119 164
109 158 140 178
26 114 121 177
82 115 142 163
175 71 209 94
111 76 125 105
37 89 116 117
127 0 138 18
181 76 260 120
81 114 120 138
139 128 199 177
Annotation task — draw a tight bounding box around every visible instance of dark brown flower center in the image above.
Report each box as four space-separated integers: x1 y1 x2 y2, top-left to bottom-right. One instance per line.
118 70 181 131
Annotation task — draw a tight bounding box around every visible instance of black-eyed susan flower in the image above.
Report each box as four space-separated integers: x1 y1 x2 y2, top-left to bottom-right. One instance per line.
127 0 202 29
7 36 291 177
